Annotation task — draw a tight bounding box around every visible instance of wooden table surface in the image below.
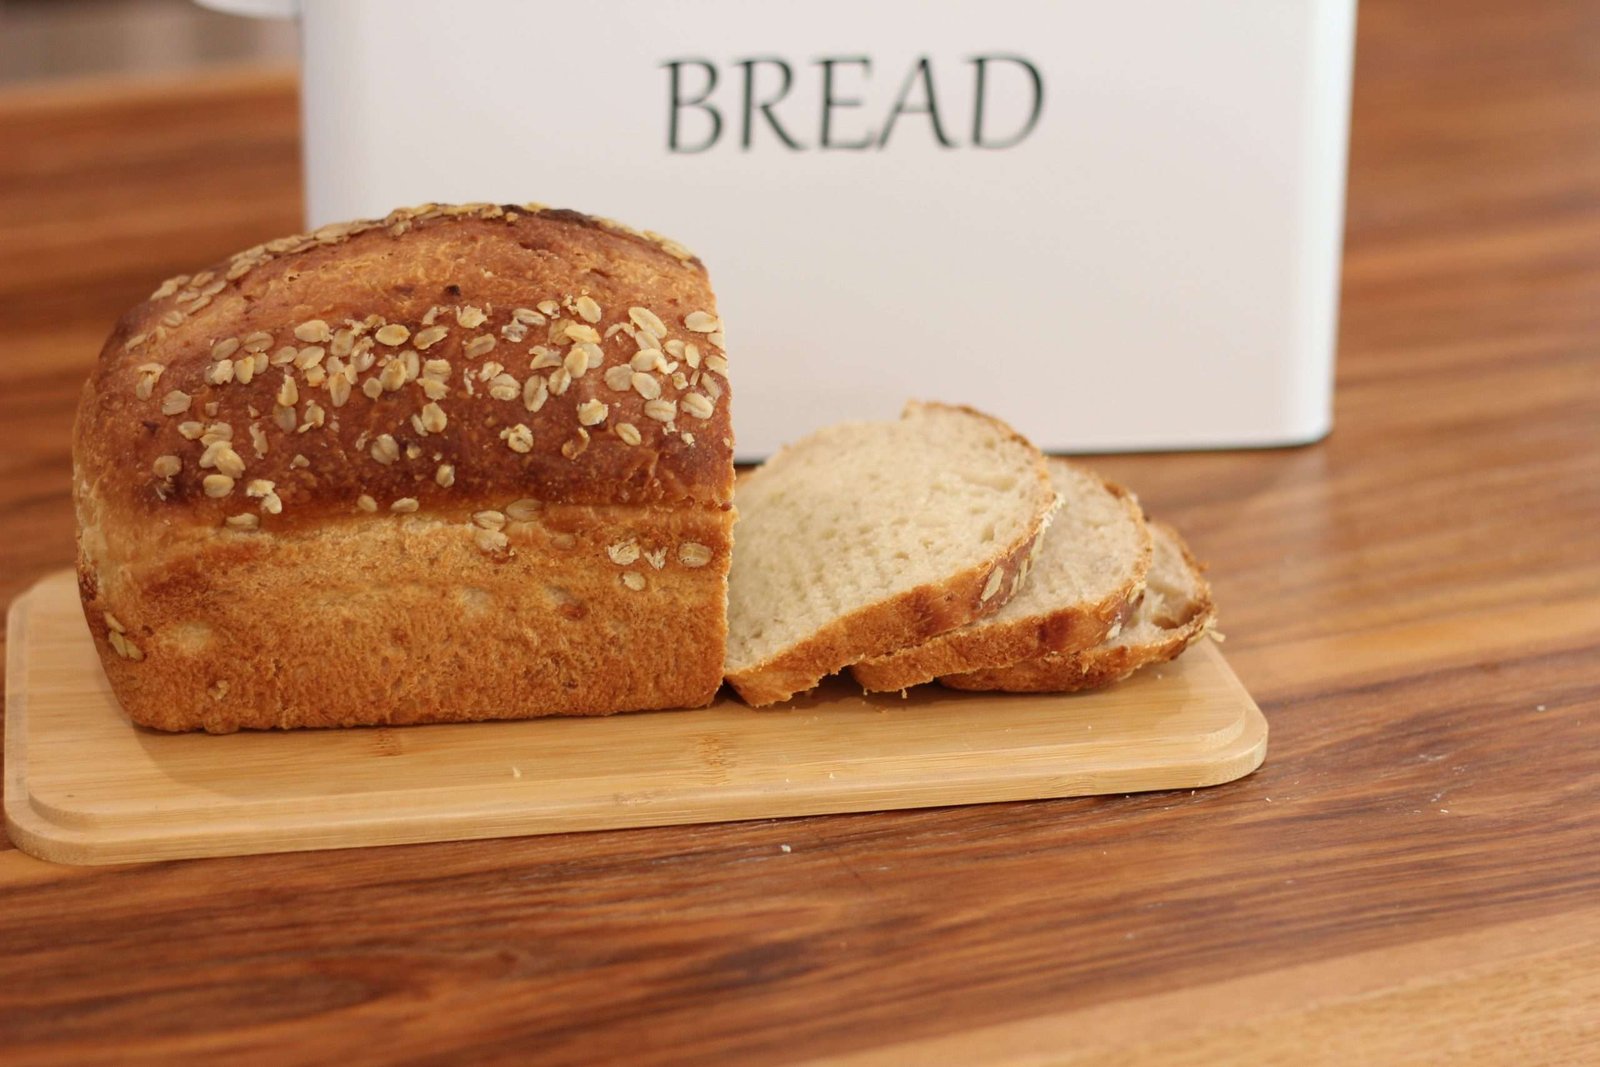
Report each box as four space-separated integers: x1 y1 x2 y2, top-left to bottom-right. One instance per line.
3 1 1598 1063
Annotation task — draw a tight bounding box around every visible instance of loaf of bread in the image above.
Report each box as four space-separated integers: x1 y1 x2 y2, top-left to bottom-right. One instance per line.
850 459 1152 692
74 203 735 731
939 521 1214 693
724 402 1057 706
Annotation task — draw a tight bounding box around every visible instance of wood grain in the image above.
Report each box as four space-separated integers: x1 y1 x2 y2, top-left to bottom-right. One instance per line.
6 572 1262 865
1 0 1599 1063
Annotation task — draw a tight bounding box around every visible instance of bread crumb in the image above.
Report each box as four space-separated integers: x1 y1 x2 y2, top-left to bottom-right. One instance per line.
779 844 792 853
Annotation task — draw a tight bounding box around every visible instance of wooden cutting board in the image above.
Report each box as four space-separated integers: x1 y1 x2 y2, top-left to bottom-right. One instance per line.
5 571 1266 866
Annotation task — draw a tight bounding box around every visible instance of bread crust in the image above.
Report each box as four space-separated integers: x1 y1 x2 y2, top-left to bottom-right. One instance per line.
75 203 735 730
938 522 1214 693
849 465 1152 693
724 402 1056 707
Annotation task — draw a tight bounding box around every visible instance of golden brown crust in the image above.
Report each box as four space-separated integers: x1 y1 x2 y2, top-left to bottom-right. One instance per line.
938 522 1214 694
849 469 1152 693
80 501 734 732
77 202 733 535
724 402 1057 707
74 203 735 730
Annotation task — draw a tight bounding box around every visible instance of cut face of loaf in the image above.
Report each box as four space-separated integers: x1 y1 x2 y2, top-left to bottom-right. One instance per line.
74 203 735 731
724 401 1057 706
850 460 1152 692
939 521 1214 693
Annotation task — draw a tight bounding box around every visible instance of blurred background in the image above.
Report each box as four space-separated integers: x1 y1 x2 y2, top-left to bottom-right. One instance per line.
0 0 294 83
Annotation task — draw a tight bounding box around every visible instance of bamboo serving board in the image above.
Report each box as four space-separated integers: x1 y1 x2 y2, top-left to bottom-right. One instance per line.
5 571 1266 866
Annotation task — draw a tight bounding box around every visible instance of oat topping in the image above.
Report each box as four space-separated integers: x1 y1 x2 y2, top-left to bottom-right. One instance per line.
246 479 283 514
577 399 609 426
564 323 601 346
980 568 1004 601
475 527 509 553
200 440 246 478
295 320 333 344
391 497 420 513
418 401 448 433
488 373 521 402
502 423 534 453
124 206 723 524
108 630 145 661
378 359 408 392
682 393 714 420
621 571 646 591
375 324 411 347
630 372 662 400
134 363 164 400
414 324 450 351
678 542 713 567
523 376 549 412
505 498 540 521
560 428 590 459
628 307 667 338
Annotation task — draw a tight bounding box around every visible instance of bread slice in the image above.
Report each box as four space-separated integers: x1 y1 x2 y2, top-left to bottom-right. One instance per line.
850 460 1152 692
724 402 1056 706
939 521 1213 693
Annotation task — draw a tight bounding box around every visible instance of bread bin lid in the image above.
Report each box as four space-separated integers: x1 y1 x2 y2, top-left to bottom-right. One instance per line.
192 0 298 17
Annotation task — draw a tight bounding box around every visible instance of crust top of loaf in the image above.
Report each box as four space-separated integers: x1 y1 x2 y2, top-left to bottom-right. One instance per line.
75 203 733 536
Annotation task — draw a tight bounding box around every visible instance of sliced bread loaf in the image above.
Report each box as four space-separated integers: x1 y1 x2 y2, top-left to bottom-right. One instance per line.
939 520 1213 693
850 460 1152 692
724 402 1056 706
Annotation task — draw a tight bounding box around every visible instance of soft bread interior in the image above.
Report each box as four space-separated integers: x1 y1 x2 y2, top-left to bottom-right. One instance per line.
726 404 1047 674
972 460 1145 627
